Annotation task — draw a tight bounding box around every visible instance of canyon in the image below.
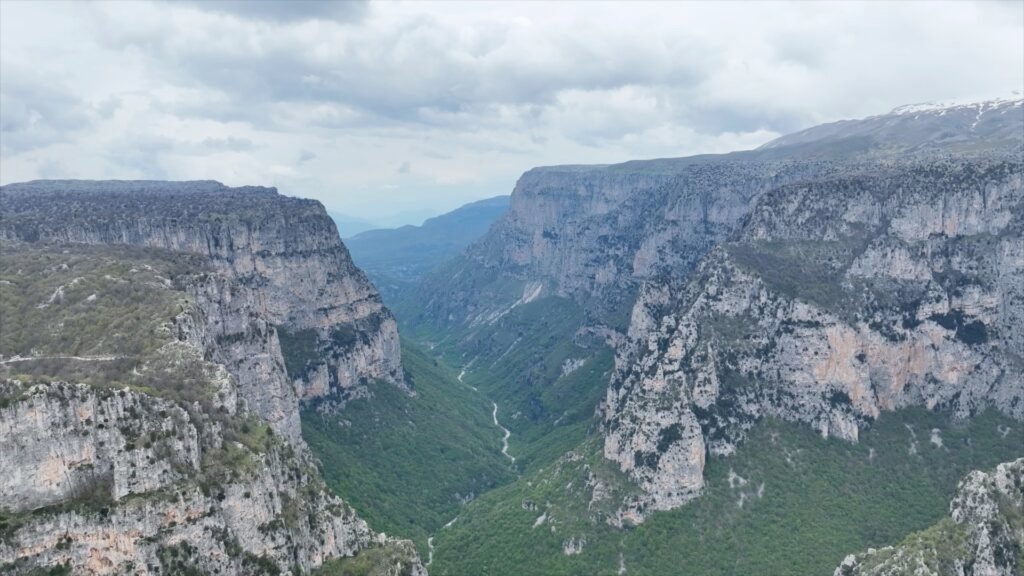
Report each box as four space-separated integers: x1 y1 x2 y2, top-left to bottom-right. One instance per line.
1 98 1022 576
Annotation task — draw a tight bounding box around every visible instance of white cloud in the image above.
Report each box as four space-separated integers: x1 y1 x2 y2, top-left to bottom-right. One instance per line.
1 0 1021 222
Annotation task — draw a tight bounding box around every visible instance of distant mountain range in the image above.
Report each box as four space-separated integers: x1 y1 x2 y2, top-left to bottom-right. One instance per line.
328 208 451 239
345 195 510 302
326 210 381 238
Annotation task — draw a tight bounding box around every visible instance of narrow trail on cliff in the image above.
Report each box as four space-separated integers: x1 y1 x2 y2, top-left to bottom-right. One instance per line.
0 354 124 364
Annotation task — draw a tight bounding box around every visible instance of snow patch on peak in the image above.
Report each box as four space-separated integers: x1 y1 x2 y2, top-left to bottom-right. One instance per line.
889 96 1022 116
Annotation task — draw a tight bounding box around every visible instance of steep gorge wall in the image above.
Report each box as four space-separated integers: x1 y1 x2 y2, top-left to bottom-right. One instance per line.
1 181 404 430
414 99 1023 336
415 158 832 332
0 380 422 575
408 100 1024 525
0 182 422 575
604 160 1024 517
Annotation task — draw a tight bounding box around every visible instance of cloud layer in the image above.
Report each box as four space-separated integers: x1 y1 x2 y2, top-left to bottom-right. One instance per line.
1 0 1021 222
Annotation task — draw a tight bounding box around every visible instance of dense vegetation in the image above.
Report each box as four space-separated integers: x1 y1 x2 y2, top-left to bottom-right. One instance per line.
311 289 1017 574
303 297 618 561
430 408 1024 575
0 243 205 360
310 292 1023 575
408 296 616 471
302 340 516 554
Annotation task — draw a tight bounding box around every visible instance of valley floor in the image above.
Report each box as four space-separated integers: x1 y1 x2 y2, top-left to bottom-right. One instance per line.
305 333 1024 576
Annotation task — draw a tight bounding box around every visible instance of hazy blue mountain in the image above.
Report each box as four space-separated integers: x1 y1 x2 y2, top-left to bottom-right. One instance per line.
374 208 442 229
326 209 381 238
345 195 510 301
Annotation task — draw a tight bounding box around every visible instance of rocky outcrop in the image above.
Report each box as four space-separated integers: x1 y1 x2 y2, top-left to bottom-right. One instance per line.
835 458 1024 576
604 159 1024 517
414 165 681 329
0 380 424 575
0 379 201 512
0 180 404 419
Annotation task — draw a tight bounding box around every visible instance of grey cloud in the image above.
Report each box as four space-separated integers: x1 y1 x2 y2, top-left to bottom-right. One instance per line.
36 158 70 179
103 134 173 179
96 9 713 138
397 161 410 174
177 0 368 23
101 134 255 179
297 149 316 164
771 34 831 69
420 149 452 160
95 96 123 119
199 136 256 152
0 67 94 154
681 102 809 137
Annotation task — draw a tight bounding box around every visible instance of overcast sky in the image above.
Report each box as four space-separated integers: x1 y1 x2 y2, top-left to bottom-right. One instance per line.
1 1 1022 225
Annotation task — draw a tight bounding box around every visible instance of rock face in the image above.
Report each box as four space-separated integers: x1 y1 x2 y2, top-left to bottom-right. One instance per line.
414 99 1023 334
835 458 1024 576
0 380 412 576
416 159 810 330
604 159 1024 516
0 182 422 575
1 180 405 439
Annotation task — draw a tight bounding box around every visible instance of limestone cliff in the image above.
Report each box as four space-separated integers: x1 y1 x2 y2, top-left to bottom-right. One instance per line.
835 458 1024 576
604 159 1024 517
415 159 822 331
412 99 1023 335
0 183 422 575
1 180 405 439
0 380 423 575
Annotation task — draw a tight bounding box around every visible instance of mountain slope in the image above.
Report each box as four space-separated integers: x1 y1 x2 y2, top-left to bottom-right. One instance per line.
303 339 516 557
430 409 1023 575
393 99 1024 573
762 98 1024 154
1 180 405 431
836 458 1024 576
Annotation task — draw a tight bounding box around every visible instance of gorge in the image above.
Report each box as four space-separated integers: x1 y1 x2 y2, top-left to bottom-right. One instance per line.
2 98 1023 576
